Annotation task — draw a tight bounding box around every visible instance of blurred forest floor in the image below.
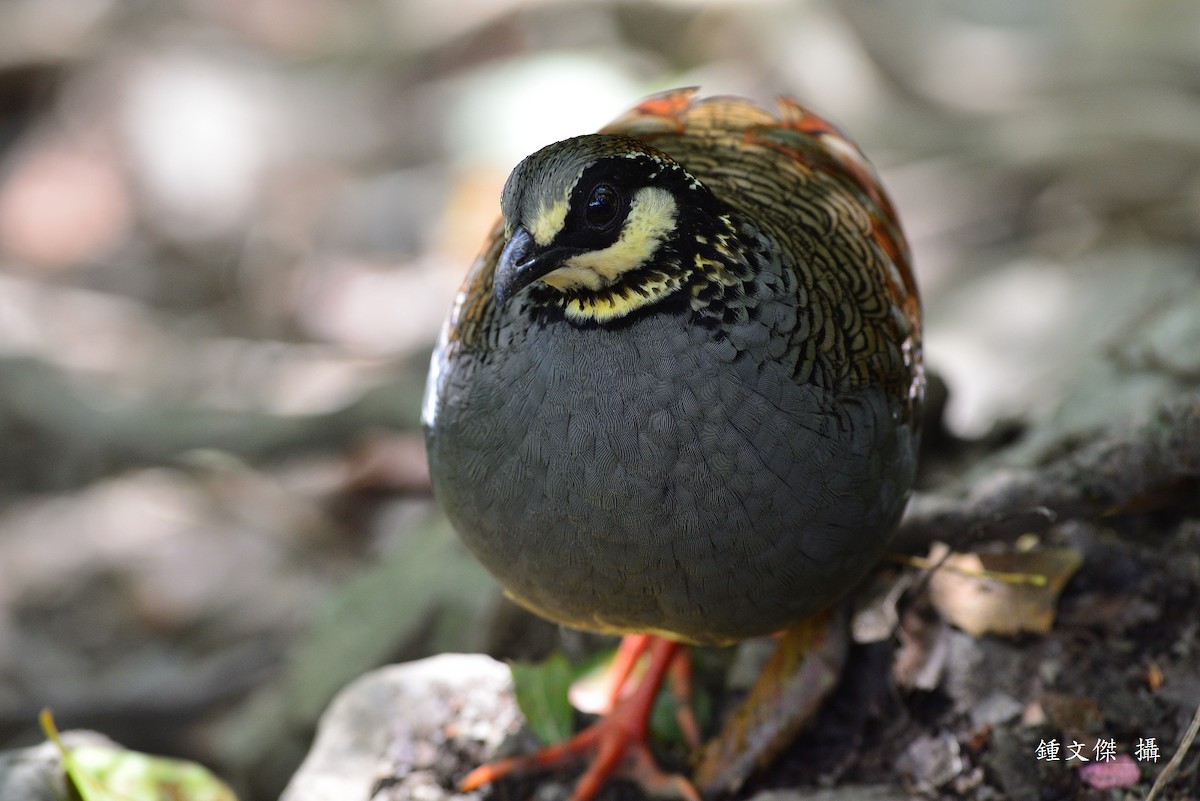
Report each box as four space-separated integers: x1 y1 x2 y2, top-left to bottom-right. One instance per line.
1 1 1198 800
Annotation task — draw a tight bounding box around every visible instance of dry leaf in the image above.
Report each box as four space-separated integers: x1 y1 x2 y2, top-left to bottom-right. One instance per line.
926 542 1082 637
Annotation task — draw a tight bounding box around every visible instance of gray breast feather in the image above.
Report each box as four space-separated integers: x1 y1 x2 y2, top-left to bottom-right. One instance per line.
425 307 915 644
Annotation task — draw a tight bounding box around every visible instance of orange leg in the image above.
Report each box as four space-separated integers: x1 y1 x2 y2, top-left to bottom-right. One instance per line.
604 633 652 708
460 635 700 801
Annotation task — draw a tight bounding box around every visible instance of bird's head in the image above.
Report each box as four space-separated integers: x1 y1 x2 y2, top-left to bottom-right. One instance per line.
494 134 727 323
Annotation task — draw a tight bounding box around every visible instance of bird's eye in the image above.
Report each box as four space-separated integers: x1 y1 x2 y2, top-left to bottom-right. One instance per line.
584 183 620 229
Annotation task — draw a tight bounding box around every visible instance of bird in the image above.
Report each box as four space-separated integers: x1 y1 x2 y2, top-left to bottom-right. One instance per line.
422 87 923 800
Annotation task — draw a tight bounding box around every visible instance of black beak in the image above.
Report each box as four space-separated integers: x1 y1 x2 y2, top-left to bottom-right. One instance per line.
494 226 541 307
493 226 581 307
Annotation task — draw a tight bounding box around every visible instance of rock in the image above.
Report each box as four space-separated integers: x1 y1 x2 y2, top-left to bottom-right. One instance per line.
746 786 910 801
896 731 963 792
280 654 523 801
969 691 1024 728
939 629 1034 714
0 730 121 801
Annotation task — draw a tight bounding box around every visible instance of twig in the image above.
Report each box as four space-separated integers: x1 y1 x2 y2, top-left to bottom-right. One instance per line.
1145 698 1200 801
892 552 1049 586
895 391 1200 552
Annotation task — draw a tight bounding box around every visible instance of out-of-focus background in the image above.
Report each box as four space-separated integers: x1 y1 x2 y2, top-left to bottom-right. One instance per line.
2 1 1198 799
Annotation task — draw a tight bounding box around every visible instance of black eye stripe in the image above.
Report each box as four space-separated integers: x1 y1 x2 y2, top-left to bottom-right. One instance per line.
556 156 676 248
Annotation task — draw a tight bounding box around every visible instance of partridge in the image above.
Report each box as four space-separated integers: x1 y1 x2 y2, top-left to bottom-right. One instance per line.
423 88 923 800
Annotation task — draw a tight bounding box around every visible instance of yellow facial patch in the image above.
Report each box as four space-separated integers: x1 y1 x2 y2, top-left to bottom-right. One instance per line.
541 186 678 292
527 197 570 246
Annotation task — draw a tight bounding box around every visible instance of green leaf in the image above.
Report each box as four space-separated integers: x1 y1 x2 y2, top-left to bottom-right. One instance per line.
40 708 240 801
510 653 576 745
649 675 711 747
510 645 713 750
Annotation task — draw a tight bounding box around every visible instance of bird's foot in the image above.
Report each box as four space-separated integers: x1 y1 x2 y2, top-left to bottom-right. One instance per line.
460 636 700 801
